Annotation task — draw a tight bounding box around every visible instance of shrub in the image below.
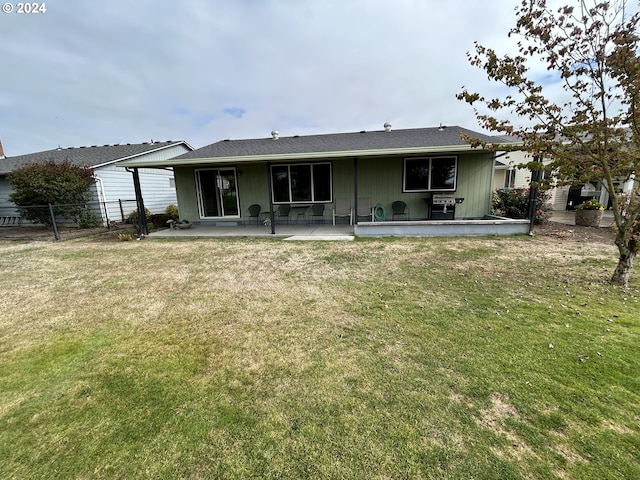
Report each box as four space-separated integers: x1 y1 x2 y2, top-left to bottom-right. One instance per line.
492 188 552 224
165 204 179 220
7 160 94 226
576 198 605 210
77 206 101 228
126 208 151 224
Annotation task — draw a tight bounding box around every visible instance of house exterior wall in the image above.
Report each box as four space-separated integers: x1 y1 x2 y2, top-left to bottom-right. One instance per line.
93 164 177 222
0 143 188 225
173 151 496 223
493 150 569 211
0 177 20 217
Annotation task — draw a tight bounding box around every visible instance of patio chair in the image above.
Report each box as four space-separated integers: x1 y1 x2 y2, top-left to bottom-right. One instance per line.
310 203 325 223
246 204 261 226
332 198 353 225
356 197 373 222
392 201 409 220
276 204 291 225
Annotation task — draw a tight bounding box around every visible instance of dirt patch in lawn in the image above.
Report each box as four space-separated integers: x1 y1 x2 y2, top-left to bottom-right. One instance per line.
532 221 617 244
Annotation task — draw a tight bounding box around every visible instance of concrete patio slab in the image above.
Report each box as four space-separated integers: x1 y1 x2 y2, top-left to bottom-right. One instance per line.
283 235 354 241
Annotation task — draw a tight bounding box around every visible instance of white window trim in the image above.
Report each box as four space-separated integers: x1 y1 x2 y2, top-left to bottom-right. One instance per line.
194 167 241 219
270 162 333 204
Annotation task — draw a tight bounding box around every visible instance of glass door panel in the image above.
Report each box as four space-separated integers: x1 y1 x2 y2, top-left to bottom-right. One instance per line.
197 168 239 217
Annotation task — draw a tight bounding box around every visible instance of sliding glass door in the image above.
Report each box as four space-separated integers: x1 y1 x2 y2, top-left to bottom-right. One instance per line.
196 168 239 218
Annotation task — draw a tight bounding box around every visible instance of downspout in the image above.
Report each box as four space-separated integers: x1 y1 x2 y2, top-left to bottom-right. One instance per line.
126 167 149 236
91 174 109 227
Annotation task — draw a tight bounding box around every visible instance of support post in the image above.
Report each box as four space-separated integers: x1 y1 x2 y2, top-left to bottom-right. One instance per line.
354 157 359 225
528 156 542 234
48 203 60 241
128 168 148 236
266 162 275 234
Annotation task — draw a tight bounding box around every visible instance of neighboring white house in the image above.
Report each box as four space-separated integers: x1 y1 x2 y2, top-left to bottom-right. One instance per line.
0 140 193 225
494 148 613 211
492 136 631 211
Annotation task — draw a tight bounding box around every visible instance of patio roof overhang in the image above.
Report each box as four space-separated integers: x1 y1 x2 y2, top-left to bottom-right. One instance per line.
117 144 494 169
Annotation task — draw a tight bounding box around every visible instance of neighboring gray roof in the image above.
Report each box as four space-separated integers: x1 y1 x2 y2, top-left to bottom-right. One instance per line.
0 140 192 175
118 125 500 168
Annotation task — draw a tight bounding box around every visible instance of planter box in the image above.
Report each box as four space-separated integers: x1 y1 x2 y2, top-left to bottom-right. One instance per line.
575 209 603 227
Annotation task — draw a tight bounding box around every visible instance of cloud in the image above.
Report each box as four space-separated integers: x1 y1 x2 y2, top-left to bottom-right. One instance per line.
1 0 527 155
222 107 247 119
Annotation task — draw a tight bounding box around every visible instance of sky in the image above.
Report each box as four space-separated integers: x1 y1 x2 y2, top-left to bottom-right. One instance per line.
2 0 553 156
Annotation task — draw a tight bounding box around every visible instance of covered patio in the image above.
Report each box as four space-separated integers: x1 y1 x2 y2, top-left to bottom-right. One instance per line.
147 216 530 239
148 222 356 239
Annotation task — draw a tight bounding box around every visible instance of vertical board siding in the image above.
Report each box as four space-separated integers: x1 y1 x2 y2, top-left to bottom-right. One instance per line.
173 153 495 223
454 153 494 218
174 167 201 221
238 163 269 217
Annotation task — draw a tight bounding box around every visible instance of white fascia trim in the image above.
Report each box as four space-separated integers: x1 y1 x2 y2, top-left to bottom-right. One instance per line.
92 141 192 169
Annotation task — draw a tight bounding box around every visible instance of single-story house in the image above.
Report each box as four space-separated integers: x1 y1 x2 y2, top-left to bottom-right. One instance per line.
118 124 530 237
0 140 193 225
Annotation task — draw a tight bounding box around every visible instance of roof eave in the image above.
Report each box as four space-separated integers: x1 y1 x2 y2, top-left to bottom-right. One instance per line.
118 144 493 168
91 141 193 169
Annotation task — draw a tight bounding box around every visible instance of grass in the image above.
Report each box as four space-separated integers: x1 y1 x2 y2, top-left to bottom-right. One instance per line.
0 235 638 479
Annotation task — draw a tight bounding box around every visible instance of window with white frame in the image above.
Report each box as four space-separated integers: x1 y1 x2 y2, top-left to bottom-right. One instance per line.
271 163 332 203
403 156 457 192
504 169 517 188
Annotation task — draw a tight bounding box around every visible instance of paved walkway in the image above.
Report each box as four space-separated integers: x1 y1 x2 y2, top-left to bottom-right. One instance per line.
148 223 355 239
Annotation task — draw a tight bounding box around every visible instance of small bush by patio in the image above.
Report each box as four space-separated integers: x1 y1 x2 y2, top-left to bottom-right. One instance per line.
492 187 551 224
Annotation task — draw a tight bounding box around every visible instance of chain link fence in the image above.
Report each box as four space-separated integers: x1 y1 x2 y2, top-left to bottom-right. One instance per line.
0 199 142 241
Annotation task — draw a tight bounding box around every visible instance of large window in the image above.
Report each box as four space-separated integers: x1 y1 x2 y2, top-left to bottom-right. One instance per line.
271 163 332 203
404 156 457 192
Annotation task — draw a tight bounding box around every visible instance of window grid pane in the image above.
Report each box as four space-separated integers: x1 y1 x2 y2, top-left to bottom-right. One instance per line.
404 157 457 192
430 157 456 190
271 163 332 203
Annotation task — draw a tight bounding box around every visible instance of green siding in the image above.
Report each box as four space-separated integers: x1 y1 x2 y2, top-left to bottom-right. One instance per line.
173 152 494 222
455 153 494 218
355 152 494 219
237 163 270 215
174 167 199 221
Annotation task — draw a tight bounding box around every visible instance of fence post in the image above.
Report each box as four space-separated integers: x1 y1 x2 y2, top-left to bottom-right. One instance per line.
48 203 60 241
119 199 125 222
102 201 111 228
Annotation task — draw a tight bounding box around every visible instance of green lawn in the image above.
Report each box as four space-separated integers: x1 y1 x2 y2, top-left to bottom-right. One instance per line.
0 235 638 479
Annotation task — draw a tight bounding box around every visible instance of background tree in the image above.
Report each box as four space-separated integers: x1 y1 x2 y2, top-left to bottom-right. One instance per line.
457 0 640 287
8 160 95 227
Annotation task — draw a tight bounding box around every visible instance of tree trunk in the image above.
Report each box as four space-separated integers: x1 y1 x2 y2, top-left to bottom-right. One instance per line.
611 239 637 287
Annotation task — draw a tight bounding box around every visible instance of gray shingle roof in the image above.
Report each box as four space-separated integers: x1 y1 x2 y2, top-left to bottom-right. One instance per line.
0 141 190 175
174 125 498 161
